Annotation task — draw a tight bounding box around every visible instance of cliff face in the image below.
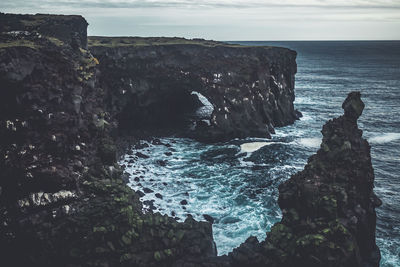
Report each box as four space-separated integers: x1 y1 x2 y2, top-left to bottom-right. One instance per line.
0 14 216 266
0 13 380 267
89 37 299 142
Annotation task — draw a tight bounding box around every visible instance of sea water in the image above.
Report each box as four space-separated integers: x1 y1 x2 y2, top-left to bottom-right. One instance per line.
120 41 400 266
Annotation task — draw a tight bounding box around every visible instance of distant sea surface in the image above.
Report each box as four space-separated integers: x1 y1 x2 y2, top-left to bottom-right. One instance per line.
120 41 400 266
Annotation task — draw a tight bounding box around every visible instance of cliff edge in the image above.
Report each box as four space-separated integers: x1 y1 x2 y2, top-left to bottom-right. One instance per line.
0 13 380 267
89 36 300 142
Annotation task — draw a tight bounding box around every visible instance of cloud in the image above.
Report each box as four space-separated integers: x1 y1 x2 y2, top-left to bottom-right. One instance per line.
2 0 400 10
1 0 399 40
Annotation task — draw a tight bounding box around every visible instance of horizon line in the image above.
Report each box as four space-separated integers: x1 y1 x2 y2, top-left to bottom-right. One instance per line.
87 36 400 42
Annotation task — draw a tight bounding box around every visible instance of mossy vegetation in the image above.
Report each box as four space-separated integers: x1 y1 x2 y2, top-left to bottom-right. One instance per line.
0 39 39 49
88 36 272 49
47 36 64 46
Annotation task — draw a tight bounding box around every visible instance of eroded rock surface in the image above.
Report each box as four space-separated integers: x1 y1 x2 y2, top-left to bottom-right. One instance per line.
89 36 300 142
0 13 216 266
0 13 380 267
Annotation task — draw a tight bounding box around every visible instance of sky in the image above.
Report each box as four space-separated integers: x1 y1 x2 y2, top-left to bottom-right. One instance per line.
1 0 400 40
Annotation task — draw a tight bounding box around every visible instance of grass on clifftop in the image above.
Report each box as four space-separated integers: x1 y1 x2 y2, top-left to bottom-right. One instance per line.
0 39 39 49
88 36 270 49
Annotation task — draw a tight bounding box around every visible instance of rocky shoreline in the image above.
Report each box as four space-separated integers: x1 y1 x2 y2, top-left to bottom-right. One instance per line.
0 13 380 266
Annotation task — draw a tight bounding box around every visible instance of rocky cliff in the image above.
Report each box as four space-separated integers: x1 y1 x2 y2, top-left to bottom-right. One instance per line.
89 36 300 142
0 13 216 266
0 13 380 267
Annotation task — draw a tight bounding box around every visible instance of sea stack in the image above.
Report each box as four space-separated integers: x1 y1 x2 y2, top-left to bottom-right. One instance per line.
274 91 381 266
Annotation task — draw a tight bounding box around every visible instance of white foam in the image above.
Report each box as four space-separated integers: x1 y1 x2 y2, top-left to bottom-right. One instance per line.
368 133 400 144
240 142 272 153
299 112 313 122
294 97 315 105
296 137 321 148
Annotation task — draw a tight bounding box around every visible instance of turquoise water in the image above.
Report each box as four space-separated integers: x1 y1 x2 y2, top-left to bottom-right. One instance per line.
120 41 400 265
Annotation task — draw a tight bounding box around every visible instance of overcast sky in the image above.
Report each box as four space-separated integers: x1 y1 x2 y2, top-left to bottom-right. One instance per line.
1 0 400 40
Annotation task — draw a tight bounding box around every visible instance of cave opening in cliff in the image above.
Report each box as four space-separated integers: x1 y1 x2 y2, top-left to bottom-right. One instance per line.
116 89 214 134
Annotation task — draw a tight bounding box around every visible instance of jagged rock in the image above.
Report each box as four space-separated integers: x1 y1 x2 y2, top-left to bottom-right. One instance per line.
270 92 381 267
0 13 217 267
143 187 154 194
89 36 300 142
157 160 167 166
203 214 214 224
135 152 150 159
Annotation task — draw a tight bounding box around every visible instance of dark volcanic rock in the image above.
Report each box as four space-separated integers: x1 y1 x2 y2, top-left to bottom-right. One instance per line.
203 214 214 224
135 152 150 159
151 138 164 145
0 13 88 49
0 13 216 267
89 36 299 142
143 187 154 194
273 92 381 267
136 190 145 197
156 160 167 166
0 13 380 267
223 92 381 267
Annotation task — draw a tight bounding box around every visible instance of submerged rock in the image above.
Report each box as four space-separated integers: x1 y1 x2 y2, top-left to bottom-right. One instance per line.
203 214 215 224
135 152 150 159
156 160 167 167
143 187 154 194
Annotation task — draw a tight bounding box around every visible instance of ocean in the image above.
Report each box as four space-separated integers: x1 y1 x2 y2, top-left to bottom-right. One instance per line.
120 41 400 266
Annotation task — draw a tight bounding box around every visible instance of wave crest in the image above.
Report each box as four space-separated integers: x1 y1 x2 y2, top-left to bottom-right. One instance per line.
369 133 400 144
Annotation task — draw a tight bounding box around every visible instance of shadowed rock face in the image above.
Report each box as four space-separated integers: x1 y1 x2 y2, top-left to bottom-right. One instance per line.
89 37 300 142
0 13 380 267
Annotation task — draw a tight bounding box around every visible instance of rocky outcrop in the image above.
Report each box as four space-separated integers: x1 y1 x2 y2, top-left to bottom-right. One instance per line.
0 13 380 267
0 14 216 266
217 92 381 267
277 92 381 266
89 36 300 142
0 13 88 49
